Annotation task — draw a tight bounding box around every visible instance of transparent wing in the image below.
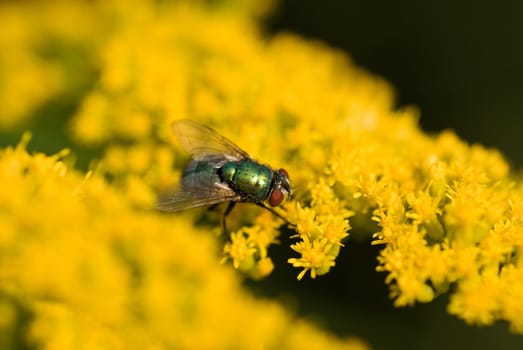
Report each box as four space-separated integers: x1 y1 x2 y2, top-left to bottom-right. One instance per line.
157 186 240 211
172 120 249 160
157 157 241 211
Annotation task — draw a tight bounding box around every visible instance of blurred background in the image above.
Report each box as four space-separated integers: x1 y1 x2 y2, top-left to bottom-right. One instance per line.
267 0 523 168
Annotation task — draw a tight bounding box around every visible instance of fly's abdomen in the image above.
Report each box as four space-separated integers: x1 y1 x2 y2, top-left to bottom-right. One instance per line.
182 159 221 189
220 160 273 200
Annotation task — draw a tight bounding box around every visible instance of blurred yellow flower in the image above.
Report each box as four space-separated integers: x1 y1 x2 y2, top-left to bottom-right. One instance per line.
0 136 367 350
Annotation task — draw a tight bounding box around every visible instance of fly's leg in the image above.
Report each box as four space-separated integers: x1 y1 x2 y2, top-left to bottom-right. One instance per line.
254 202 294 226
222 201 237 234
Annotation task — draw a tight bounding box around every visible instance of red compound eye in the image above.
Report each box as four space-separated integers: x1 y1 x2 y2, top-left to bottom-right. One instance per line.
269 188 284 207
278 168 289 179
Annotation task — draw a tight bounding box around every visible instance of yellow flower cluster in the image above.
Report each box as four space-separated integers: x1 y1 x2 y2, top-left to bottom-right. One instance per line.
0 1 102 128
287 179 352 280
0 136 367 349
1 0 523 340
222 210 283 279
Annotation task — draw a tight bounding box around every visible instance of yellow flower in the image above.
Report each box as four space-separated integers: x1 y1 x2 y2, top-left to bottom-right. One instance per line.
223 229 258 270
448 271 503 326
288 236 337 280
0 1 100 129
0 135 367 350
222 211 282 279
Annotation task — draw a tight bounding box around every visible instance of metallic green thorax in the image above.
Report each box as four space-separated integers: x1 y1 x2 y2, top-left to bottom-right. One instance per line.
219 160 274 201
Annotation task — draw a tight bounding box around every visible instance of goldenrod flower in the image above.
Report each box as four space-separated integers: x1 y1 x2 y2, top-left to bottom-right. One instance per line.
0 136 366 349
1 0 523 345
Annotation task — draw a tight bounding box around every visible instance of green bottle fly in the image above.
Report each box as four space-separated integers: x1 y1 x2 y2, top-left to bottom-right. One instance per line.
157 120 292 221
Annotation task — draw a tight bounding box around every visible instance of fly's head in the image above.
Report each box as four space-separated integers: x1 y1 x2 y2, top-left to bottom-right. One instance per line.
268 168 292 207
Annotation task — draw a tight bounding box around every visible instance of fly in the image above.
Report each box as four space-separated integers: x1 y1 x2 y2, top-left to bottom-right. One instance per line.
157 120 292 231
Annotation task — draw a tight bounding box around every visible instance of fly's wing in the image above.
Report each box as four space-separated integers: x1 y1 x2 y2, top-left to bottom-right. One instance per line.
172 120 249 160
157 186 240 211
157 157 241 211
